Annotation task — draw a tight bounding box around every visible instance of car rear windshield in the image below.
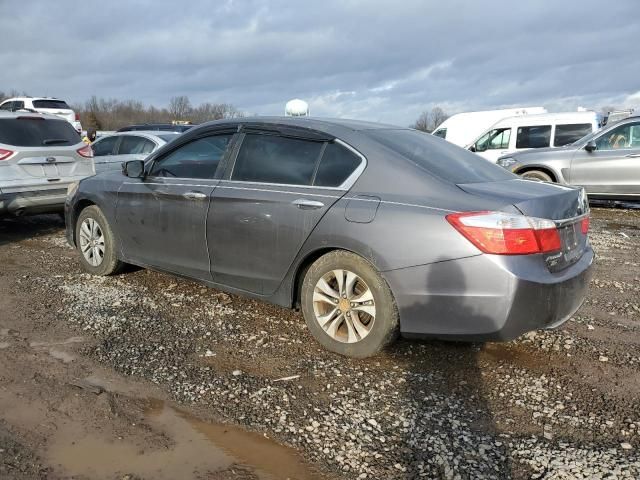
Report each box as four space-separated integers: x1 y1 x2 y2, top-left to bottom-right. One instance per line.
0 118 80 147
365 129 513 184
32 100 71 110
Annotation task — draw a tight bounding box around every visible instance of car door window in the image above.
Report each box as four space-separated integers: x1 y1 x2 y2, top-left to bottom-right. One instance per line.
516 125 551 149
554 123 592 147
149 134 232 179
118 135 155 155
0 102 12 111
92 136 118 156
475 128 511 152
231 133 323 185
595 122 640 150
313 142 362 187
13 101 24 110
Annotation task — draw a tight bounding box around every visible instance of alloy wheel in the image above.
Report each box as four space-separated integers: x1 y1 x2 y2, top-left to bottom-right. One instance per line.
79 218 105 267
312 269 376 343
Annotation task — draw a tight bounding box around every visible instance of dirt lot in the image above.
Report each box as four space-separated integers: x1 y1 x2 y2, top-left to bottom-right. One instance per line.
0 207 639 479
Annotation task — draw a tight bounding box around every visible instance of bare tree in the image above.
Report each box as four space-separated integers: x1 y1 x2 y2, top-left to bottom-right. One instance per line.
169 96 192 120
412 107 449 133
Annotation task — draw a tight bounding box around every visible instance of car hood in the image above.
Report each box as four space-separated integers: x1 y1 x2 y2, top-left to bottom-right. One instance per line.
457 178 587 220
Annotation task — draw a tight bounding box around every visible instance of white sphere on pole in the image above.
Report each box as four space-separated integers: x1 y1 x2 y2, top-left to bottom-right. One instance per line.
285 99 309 117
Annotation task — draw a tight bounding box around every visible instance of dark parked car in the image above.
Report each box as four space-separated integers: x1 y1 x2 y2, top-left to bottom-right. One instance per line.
65 118 593 358
116 123 194 133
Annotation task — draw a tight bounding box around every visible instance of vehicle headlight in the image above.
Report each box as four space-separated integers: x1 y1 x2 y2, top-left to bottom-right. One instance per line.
67 181 79 197
497 157 516 168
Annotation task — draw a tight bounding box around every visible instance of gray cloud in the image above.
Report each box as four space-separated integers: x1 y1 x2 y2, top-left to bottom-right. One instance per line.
1 0 638 125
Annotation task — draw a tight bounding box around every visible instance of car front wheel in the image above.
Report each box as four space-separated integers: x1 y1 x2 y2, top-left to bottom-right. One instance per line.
301 250 399 358
520 169 553 182
75 205 123 276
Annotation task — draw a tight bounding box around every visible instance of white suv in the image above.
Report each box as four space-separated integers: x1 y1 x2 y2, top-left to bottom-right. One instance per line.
0 112 94 217
0 96 83 134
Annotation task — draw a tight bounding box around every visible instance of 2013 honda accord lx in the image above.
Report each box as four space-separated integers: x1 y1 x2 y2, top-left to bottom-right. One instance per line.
65 117 593 358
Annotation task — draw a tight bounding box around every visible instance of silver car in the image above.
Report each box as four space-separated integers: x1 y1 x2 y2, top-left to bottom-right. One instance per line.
497 115 640 200
0 111 94 217
91 131 181 174
66 117 593 358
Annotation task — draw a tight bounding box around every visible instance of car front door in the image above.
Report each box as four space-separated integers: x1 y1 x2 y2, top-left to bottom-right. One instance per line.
569 121 640 196
91 136 120 174
207 131 360 295
115 132 235 279
471 127 512 163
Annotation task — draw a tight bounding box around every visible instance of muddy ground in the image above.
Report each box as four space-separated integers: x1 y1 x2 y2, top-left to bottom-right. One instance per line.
0 207 638 479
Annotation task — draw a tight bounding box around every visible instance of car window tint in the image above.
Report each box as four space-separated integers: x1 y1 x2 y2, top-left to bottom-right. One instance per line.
32 100 71 109
232 134 323 185
365 129 513 184
595 122 640 150
118 135 155 155
554 124 592 147
149 134 232 179
14 101 24 110
0 118 80 147
314 142 361 187
516 125 551 149
92 136 118 156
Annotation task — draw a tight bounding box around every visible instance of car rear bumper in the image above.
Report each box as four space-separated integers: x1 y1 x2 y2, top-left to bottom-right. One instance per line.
0 188 67 217
384 246 594 341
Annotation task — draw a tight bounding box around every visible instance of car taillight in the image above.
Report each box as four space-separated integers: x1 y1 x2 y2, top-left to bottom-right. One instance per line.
0 148 14 161
580 216 590 234
77 145 93 158
446 211 561 255
75 112 80 121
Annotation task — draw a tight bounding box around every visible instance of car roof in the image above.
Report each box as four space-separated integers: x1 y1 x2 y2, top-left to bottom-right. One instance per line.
0 111 70 121
96 130 180 142
194 116 402 134
2 96 66 102
490 111 600 128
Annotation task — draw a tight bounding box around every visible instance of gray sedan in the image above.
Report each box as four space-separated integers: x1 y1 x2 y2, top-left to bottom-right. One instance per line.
497 115 640 200
91 131 181 174
65 117 593 358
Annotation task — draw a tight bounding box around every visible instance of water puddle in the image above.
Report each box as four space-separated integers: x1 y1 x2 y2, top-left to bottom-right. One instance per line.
48 399 321 480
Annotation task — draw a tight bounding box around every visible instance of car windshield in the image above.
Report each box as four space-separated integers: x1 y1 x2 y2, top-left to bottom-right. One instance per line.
365 129 514 184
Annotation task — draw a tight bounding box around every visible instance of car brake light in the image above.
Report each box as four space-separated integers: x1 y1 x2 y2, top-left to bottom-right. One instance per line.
75 112 80 121
0 148 14 161
580 216 589 234
446 211 561 255
77 145 93 158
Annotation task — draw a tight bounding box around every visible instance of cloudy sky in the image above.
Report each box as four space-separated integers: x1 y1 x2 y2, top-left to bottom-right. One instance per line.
1 0 638 125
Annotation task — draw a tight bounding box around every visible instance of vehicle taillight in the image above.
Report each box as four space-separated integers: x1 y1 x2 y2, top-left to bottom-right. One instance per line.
580 216 590 234
0 148 14 161
75 112 80 121
446 211 561 255
77 145 93 158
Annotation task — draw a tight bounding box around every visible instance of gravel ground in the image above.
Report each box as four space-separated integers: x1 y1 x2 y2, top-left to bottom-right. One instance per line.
0 207 639 479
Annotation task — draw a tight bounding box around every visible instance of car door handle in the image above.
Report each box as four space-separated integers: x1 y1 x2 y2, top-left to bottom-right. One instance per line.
624 153 640 158
183 191 208 200
292 198 325 210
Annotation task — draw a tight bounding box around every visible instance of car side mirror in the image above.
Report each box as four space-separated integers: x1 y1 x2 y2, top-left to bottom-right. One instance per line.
584 140 597 152
122 160 145 178
469 145 477 152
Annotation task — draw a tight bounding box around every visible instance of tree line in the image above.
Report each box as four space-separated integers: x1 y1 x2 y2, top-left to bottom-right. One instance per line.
0 91 243 131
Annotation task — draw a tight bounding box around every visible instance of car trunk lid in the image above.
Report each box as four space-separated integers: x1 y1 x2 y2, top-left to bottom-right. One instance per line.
457 178 589 271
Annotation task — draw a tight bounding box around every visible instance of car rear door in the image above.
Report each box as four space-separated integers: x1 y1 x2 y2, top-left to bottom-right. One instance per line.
91 136 120 174
108 135 156 173
569 120 640 196
207 130 359 295
115 132 235 280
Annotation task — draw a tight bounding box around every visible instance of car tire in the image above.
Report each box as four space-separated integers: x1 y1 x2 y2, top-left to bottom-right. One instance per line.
301 250 399 358
521 170 553 182
75 205 123 276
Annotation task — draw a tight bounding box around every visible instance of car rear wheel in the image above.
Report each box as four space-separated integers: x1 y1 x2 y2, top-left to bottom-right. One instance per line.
301 250 399 358
75 205 123 276
520 169 553 182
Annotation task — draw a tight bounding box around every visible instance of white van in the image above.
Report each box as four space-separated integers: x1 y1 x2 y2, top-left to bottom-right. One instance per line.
468 111 604 163
432 107 546 147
